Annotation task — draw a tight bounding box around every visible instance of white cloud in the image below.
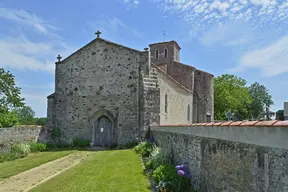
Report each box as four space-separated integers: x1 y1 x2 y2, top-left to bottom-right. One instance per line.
0 35 75 73
153 0 288 35
0 36 54 73
0 8 60 39
230 34 288 76
199 21 256 47
0 7 76 73
122 0 140 8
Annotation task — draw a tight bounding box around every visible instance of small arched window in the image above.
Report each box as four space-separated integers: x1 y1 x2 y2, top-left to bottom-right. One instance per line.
164 48 168 58
164 94 168 113
187 104 190 121
155 49 159 59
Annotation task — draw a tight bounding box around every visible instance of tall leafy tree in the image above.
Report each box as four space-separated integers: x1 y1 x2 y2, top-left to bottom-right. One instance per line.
214 74 252 120
0 68 24 127
13 106 35 125
248 82 274 120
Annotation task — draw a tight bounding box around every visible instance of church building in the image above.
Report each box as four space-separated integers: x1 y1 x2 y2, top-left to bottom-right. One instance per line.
47 32 214 147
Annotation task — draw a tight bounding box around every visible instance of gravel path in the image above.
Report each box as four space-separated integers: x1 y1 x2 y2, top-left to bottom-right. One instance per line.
0 151 91 192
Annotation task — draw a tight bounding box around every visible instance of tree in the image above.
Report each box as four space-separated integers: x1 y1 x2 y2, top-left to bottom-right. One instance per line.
0 68 24 127
214 74 252 120
13 106 35 125
35 117 47 125
248 82 274 120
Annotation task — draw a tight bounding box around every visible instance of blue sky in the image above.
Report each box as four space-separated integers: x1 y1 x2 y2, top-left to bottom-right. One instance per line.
0 0 287 117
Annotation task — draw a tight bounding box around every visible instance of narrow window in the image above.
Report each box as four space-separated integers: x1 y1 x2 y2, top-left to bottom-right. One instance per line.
156 49 159 59
164 48 168 58
187 104 190 121
165 94 168 113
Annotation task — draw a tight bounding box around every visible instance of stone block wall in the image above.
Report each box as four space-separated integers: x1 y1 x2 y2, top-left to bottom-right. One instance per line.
0 126 45 152
193 70 214 123
151 121 288 192
51 38 150 145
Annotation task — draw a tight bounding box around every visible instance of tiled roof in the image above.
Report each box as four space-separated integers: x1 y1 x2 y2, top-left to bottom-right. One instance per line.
152 120 288 127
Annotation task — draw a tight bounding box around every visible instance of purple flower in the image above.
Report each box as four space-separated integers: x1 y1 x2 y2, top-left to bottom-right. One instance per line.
176 165 184 170
177 170 185 176
186 173 192 179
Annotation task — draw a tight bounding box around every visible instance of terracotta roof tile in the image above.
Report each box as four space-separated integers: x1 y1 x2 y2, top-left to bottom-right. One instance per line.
206 122 215 126
255 120 278 127
213 122 223 126
240 121 258 126
229 121 243 126
220 121 233 126
273 121 288 127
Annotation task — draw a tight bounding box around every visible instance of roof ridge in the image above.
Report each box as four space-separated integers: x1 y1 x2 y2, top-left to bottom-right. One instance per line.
58 38 146 64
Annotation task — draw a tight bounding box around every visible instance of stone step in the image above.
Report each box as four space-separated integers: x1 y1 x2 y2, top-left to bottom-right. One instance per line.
144 82 157 87
144 86 157 90
143 77 158 83
149 74 158 79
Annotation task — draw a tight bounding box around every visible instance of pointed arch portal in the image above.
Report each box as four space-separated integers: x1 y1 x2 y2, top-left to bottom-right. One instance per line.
94 116 112 147
90 109 116 148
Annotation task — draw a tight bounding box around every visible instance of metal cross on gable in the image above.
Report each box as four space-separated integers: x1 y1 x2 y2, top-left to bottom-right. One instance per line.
163 30 166 42
57 54 62 62
95 30 102 38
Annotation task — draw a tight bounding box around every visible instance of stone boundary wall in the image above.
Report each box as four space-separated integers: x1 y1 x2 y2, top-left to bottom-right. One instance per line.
0 126 45 152
150 120 288 192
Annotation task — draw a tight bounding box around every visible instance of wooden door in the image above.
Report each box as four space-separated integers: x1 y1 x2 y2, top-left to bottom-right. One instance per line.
95 116 112 147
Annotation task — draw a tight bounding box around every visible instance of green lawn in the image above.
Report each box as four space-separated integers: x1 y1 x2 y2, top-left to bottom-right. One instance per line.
31 149 151 192
0 150 76 180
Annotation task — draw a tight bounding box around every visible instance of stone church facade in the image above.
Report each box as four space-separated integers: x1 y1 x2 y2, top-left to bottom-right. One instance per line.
47 35 214 147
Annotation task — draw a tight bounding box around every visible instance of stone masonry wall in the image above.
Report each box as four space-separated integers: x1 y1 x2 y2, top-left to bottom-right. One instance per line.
193 70 214 123
0 126 44 152
52 38 149 145
149 41 179 67
156 67 193 125
167 61 195 91
151 121 288 192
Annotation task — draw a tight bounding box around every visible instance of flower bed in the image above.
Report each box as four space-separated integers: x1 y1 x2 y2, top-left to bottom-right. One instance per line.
134 140 198 192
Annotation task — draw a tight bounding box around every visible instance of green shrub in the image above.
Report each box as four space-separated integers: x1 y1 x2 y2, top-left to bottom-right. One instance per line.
11 143 31 155
134 141 153 157
29 142 47 152
149 147 171 170
46 142 72 149
152 164 177 184
153 164 190 191
72 139 90 148
0 152 25 163
145 159 152 170
125 141 138 148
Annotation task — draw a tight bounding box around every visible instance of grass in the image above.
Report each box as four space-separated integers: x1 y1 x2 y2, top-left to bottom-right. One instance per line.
0 150 76 180
31 149 151 192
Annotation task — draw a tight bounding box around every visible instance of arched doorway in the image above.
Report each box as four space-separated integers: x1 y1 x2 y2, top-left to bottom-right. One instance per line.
94 116 112 147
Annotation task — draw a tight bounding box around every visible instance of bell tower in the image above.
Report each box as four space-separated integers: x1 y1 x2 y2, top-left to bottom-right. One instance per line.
149 40 181 67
